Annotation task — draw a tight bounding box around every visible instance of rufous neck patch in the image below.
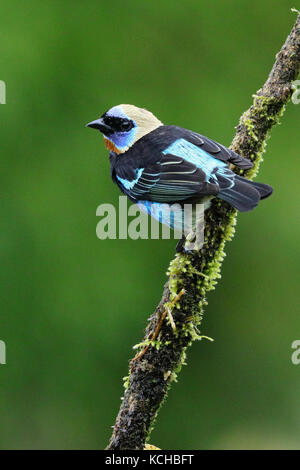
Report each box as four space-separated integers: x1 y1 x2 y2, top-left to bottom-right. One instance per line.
104 138 122 154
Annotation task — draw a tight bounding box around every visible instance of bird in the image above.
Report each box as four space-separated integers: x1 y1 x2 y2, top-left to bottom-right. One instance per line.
86 104 273 251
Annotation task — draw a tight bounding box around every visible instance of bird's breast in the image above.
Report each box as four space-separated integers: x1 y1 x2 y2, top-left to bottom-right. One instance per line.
104 137 122 154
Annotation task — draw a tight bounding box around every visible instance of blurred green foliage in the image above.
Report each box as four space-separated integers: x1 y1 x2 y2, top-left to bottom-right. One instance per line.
0 0 299 450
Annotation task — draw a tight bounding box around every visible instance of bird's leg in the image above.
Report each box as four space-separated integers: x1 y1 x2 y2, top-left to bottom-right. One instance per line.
175 236 186 253
175 230 197 254
176 207 205 253
176 233 198 254
183 217 204 253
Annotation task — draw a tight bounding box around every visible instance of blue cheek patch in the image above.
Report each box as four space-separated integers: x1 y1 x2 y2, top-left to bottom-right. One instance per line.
162 138 226 182
112 127 137 151
117 168 144 189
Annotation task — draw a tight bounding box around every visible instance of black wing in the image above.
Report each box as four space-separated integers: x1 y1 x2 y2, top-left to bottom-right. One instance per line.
130 154 219 202
110 125 251 203
112 152 219 204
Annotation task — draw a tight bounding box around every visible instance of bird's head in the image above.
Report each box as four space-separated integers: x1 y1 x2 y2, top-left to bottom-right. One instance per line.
86 104 163 154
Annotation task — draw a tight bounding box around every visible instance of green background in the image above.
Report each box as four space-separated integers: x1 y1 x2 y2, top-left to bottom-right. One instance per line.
1 0 299 450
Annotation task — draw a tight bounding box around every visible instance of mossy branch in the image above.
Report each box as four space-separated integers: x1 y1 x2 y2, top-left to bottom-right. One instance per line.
107 13 300 450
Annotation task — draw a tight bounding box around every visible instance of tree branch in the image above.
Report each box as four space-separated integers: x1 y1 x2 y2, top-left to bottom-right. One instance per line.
107 12 300 450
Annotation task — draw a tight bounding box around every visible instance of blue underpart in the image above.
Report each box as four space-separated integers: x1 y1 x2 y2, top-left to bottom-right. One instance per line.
162 138 226 182
137 199 203 234
138 200 180 229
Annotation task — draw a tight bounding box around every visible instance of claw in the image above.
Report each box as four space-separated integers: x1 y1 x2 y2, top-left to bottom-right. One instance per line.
176 229 203 254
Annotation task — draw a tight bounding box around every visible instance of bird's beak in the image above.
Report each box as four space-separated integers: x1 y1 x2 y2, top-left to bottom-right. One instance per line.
86 118 112 135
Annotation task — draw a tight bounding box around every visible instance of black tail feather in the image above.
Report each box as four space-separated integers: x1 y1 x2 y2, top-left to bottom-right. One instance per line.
217 175 273 212
240 177 273 200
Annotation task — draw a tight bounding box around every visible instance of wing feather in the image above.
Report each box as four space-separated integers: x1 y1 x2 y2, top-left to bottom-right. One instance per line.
110 126 247 203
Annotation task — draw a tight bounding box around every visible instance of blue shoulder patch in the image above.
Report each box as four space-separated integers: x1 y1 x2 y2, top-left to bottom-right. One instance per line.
117 168 144 190
162 138 226 182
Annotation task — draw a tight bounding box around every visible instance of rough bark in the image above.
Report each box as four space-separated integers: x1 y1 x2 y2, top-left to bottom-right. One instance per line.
107 12 300 450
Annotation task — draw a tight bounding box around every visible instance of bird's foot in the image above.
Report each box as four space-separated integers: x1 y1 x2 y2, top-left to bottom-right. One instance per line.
176 232 203 254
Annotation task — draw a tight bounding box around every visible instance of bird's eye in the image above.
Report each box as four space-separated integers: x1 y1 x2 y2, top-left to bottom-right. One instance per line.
121 121 133 132
105 117 113 127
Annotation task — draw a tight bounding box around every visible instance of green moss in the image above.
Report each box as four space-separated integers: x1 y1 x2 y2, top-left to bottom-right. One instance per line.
133 338 162 352
167 253 191 299
123 375 130 390
244 117 259 142
168 350 187 384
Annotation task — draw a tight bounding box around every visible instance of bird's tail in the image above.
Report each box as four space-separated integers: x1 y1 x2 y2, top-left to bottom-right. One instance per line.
217 175 273 212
